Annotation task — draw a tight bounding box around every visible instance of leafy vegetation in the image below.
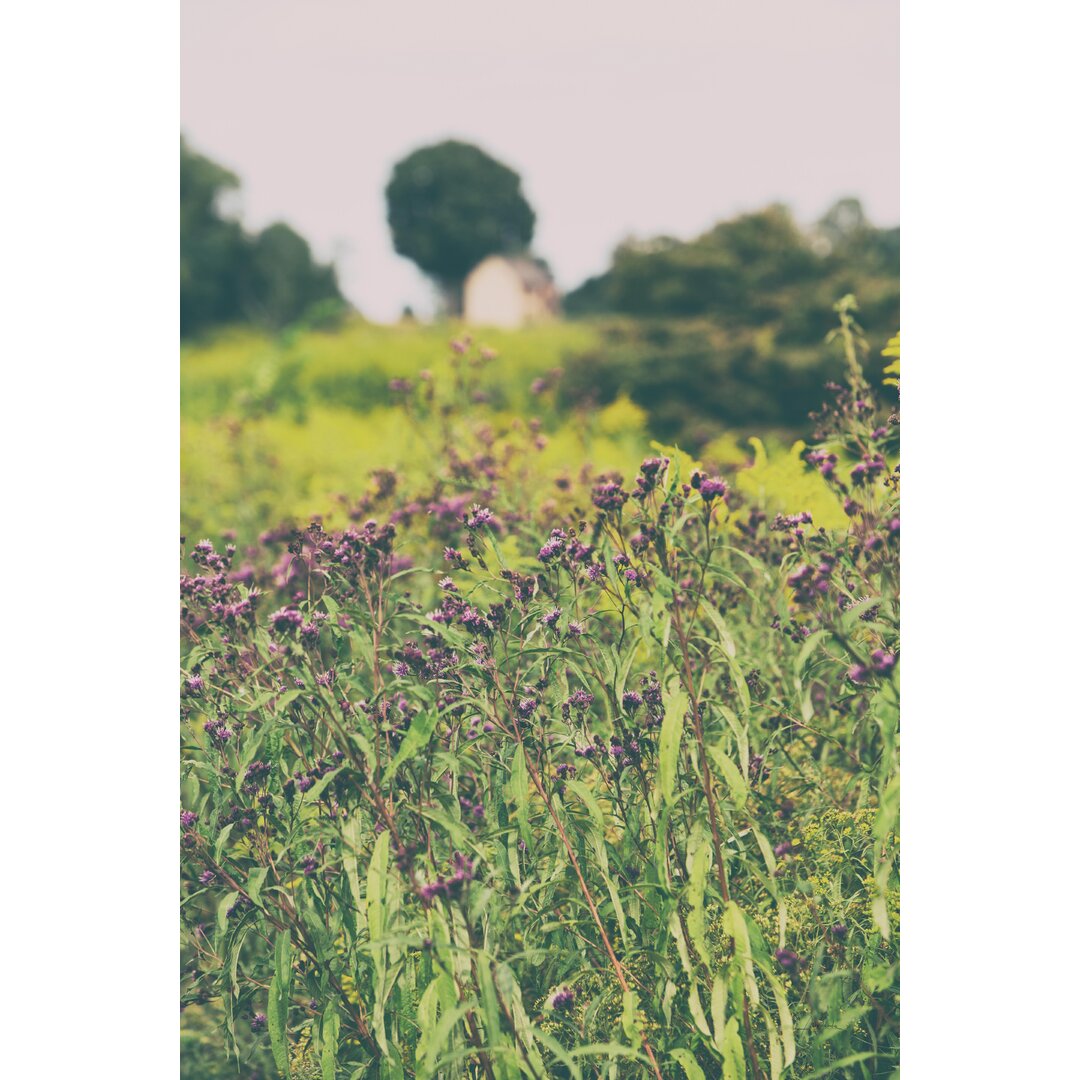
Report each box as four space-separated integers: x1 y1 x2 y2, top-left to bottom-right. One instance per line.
559 202 898 445
564 201 898 336
181 138 345 338
386 141 537 316
181 302 900 1077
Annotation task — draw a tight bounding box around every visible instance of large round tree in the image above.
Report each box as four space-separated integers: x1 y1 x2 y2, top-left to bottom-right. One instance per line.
386 140 536 315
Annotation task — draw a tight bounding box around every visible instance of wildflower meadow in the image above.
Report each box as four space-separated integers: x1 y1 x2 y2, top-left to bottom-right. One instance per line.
180 300 900 1079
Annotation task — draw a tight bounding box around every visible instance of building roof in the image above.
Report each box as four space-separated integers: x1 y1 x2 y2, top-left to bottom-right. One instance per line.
477 254 554 292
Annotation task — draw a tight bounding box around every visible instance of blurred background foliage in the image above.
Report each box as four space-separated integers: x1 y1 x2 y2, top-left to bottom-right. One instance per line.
180 319 851 546
180 137 895 581
181 138 346 338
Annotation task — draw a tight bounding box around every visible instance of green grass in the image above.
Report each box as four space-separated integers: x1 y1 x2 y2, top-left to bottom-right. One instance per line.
180 317 851 544
180 317 602 421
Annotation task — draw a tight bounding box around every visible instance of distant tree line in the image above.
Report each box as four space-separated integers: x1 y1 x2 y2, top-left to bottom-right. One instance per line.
180 138 345 339
564 199 898 341
557 200 899 443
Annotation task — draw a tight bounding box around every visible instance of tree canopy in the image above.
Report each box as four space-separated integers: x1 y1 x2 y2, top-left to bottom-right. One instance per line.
180 138 345 338
564 199 898 343
385 140 536 312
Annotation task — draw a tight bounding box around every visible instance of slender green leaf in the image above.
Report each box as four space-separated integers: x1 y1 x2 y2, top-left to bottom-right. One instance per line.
659 687 689 804
671 1047 706 1080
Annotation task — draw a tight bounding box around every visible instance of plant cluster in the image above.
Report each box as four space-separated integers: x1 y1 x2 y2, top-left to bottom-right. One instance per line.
181 302 899 1079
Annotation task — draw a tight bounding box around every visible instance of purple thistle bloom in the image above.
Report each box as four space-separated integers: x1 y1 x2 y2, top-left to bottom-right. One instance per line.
774 948 801 973
244 760 272 785
186 675 204 693
464 505 495 529
698 477 728 500
460 606 493 636
871 649 897 674
203 718 233 744
250 1013 267 1033
591 481 629 512
773 841 793 858
568 688 593 710
537 528 568 563
634 456 669 498
551 988 575 1012
269 607 304 634
787 565 812 587
198 870 215 886
847 664 870 684
541 607 562 628
443 546 469 568
567 620 584 637
418 881 445 903
180 811 198 829
622 690 643 714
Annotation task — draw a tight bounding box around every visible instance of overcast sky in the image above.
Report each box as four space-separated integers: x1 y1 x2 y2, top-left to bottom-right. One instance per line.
181 0 899 322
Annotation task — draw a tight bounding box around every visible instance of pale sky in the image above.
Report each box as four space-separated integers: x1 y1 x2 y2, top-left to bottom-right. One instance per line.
181 0 899 322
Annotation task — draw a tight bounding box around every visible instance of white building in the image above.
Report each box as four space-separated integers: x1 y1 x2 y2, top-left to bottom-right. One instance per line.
462 255 560 328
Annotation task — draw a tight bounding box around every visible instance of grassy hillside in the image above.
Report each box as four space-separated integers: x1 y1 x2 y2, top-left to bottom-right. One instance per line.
180 318 856 544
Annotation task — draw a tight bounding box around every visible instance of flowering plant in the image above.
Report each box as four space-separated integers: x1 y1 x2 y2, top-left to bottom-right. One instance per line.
181 302 899 1079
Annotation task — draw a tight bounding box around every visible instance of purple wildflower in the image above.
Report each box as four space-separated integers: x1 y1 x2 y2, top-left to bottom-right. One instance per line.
591 480 629 512
567 688 593 711
269 607 303 634
464 505 494 530
696 476 728 501
775 949 801 973
537 528 568 563
871 649 897 674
